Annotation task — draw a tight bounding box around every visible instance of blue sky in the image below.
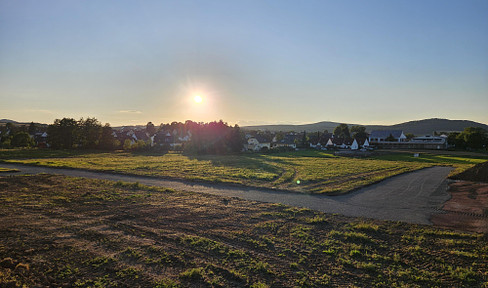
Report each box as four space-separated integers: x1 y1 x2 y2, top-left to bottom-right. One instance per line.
1 0 487 126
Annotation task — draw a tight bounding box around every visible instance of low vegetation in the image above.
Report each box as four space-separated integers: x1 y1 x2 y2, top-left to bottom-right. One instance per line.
1 149 487 194
0 168 18 173
0 175 487 287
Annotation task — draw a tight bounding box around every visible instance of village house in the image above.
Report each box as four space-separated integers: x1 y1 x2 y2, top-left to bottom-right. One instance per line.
247 135 271 151
369 130 407 143
273 134 297 150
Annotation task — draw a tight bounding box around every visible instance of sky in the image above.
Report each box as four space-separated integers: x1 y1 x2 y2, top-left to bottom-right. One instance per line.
1 0 487 126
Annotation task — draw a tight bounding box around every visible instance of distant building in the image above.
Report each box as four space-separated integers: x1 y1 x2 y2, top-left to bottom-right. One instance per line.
369 130 407 143
247 135 271 151
273 134 297 150
409 135 448 149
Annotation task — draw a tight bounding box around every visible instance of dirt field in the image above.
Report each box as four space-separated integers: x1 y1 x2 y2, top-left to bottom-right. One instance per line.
1 175 486 287
431 181 488 233
431 161 488 233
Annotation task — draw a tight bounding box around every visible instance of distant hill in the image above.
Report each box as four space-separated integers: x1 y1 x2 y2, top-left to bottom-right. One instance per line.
242 118 488 136
0 119 20 124
2 118 487 136
0 119 48 128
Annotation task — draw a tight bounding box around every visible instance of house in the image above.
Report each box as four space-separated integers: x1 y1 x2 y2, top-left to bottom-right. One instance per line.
114 130 136 145
410 135 448 149
247 135 271 151
326 138 334 147
331 137 353 149
33 132 48 148
354 138 369 149
369 130 407 143
273 134 297 150
362 138 370 148
350 139 359 150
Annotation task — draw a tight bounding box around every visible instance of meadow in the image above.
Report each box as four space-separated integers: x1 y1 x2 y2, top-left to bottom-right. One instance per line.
1 174 487 287
1 149 487 194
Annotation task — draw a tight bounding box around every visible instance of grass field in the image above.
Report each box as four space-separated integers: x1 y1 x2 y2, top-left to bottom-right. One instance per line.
1 149 487 194
0 175 486 287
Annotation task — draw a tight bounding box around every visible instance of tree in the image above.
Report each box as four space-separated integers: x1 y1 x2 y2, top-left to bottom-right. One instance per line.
184 120 245 154
47 118 78 149
99 123 116 150
146 122 156 136
300 131 308 148
405 133 415 140
350 125 367 139
275 132 284 142
447 132 462 148
334 124 350 138
5 123 14 136
77 117 102 149
454 133 467 149
123 139 133 150
461 127 487 149
11 132 34 147
28 122 37 135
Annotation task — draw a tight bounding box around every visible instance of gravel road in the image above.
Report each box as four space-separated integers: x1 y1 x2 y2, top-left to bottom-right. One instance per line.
0 163 453 224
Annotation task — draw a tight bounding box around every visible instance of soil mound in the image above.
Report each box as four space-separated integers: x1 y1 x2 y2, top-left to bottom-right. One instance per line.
450 161 488 183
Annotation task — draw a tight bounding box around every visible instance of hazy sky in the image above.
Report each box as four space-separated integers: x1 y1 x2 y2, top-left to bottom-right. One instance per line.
1 0 487 126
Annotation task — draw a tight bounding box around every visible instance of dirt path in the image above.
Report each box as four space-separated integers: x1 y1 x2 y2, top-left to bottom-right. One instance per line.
0 163 453 224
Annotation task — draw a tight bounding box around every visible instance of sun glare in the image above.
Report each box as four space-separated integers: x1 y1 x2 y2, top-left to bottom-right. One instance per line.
194 95 203 103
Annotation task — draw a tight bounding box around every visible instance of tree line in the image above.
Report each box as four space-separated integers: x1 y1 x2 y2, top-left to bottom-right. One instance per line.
0 122 37 148
1 118 487 152
447 127 488 150
45 117 244 154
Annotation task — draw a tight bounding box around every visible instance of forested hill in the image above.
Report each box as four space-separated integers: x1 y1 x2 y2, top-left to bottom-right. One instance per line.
242 118 488 136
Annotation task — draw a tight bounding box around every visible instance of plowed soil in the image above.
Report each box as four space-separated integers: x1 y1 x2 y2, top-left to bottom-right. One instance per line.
432 161 488 233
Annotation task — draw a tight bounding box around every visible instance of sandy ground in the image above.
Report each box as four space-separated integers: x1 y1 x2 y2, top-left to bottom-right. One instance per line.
0 163 454 225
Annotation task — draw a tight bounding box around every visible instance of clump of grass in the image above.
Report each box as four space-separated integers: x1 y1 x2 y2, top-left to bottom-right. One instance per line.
179 267 204 280
250 282 269 288
115 267 140 279
153 278 180 288
304 215 328 224
250 261 274 275
350 221 379 232
344 231 372 243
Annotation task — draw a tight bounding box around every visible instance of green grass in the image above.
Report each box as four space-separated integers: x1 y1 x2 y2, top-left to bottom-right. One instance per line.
0 167 19 173
372 152 488 176
1 149 487 194
1 174 486 287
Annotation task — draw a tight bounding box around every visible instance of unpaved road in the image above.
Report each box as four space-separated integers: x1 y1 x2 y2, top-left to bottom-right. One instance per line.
0 163 452 224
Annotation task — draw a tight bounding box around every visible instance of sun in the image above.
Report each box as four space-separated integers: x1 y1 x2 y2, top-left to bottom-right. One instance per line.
193 95 203 103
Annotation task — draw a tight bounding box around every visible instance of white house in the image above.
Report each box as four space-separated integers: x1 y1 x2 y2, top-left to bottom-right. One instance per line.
362 138 370 147
350 139 359 150
273 135 297 149
247 136 271 151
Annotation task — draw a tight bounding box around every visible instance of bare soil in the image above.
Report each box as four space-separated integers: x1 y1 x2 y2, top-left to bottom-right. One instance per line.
431 181 488 233
432 161 488 233
450 160 488 183
1 175 486 287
